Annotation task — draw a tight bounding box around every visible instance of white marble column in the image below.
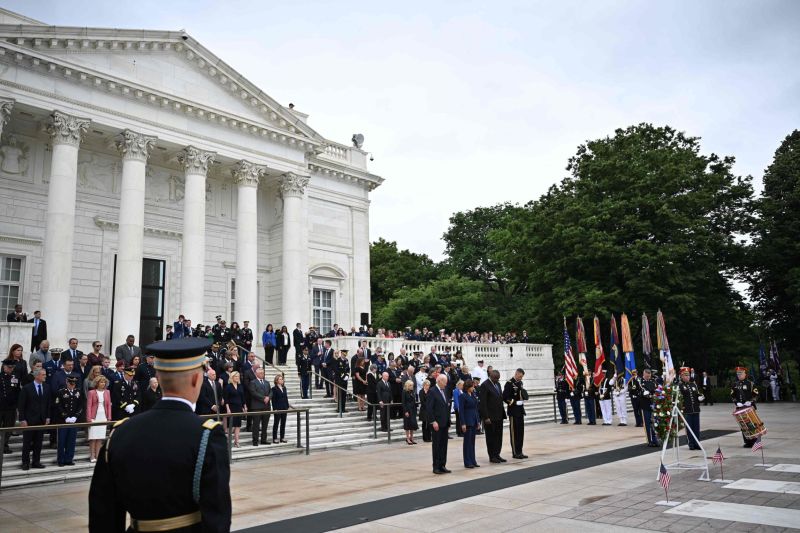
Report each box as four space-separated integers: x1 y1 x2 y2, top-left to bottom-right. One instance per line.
111 130 156 348
178 146 215 325
232 160 264 330
40 110 90 349
280 172 310 330
0 98 14 138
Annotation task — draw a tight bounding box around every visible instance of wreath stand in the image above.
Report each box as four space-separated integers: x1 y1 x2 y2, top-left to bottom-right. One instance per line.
656 388 710 482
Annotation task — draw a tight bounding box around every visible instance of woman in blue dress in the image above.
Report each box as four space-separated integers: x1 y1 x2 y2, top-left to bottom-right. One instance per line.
224 371 247 447
460 379 480 468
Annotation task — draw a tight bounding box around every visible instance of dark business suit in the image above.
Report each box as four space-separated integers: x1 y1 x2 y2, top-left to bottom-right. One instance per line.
196 377 223 417
376 378 393 431
276 332 291 365
479 379 507 461
248 378 271 444
310 343 325 388
426 385 451 472
270 385 289 441
292 329 305 357
461 392 480 467
29 317 47 352
18 381 50 467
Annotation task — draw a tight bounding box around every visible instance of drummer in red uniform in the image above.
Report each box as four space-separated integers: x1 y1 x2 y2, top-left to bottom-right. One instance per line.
731 366 759 447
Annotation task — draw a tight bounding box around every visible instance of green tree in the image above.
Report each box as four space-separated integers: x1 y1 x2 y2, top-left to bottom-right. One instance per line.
370 238 440 317
748 130 800 361
491 124 755 371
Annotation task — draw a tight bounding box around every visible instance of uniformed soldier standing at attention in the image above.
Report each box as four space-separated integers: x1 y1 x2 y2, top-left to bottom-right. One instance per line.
89 337 231 532
503 368 528 459
111 367 139 421
335 350 350 414
678 366 703 449
731 365 759 447
627 369 643 427
554 373 569 424
640 368 659 447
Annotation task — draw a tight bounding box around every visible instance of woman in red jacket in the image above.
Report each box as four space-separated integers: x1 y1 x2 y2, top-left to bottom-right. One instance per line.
87 375 112 462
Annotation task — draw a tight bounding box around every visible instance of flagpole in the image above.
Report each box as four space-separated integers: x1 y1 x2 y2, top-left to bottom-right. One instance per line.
761 444 765 465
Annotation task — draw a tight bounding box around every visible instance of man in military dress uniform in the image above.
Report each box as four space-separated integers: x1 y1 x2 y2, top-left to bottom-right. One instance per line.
296 346 312 399
640 368 659 446
554 373 569 424
678 366 703 449
334 350 350 414
627 369 643 427
112 367 140 421
731 366 759 447
577 370 597 425
240 321 254 353
54 375 83 466
89 337 230 532
0 359 21 454
598 364 615 426
503 369 528 459
135 354 157 391
613 367 628 426
568 375 582 424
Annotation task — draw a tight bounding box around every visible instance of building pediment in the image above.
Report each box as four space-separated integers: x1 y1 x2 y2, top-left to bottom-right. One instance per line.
0 25 324 149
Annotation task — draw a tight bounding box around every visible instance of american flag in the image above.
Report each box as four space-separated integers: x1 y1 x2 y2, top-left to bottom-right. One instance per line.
752 436 763 452
563 321 578 390
770 341 781 372
712 446 725 464
593 316 606 387
659 462 671 489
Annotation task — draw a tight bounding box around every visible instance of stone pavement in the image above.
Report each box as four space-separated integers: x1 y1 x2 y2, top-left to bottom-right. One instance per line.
0 402 796 532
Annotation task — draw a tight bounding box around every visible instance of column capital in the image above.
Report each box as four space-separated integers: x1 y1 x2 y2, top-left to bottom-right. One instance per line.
179 145 216 175
279 172 309 198
232 160 265 188
116 129 157 161
48 110 91 147
0 98 14 133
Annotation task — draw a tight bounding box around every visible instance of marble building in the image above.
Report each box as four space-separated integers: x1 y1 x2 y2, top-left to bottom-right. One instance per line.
0 8 383 350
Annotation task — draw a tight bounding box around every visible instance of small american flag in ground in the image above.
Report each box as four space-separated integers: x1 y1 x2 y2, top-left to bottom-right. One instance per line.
752 436 763 452
712 446 725 464
659 462 671 489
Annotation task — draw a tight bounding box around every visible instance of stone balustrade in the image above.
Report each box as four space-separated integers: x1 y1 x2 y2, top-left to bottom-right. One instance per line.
0 322 33 358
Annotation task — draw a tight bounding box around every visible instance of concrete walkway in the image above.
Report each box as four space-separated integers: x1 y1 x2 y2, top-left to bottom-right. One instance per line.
0 402 796 532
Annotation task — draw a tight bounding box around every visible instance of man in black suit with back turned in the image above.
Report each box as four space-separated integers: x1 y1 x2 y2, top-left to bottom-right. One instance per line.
479 369 507 463
18 367 50 470
292 323 306 361
427 374 451 474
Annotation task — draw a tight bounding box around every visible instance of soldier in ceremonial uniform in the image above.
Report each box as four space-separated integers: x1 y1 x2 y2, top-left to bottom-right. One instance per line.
111 367 140 421
54 375 83 466
335 350 350 414
613 367 628 426
89 337 231 532
640 368 659 446
577 370 597 425
598 364 614 426
678 366 703 449
240 321 254 353
135 353 157 390
503 368 528 459
554 373 569 424
568 376 582 424
627 369 644 427
296 346 312 399
0 358 21 454
731 366 759 447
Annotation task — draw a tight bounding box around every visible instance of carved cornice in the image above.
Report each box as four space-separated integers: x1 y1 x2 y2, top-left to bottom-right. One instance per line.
116 129 157 161
232 160 265 188
0 97 14 134
179 146 216 175
279 172 309 198
47 110 90 146
93 215 182 239
308 161 384 192
222 260 270 273
0 233 42 246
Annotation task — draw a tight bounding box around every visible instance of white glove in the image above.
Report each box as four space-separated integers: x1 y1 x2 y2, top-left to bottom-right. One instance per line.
124 404 135 414
736 402 743 407
643 391 650 397
65 417 76 424
516 400 525 406
569 392 574 397
613 391 619 397
744 401 751 407
698 396 705 402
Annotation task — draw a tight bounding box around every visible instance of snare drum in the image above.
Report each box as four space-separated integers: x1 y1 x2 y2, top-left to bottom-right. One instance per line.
732 406 767 439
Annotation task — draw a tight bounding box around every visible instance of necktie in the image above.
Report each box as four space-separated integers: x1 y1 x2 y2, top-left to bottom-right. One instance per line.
34 319 38 335
36 383 41 396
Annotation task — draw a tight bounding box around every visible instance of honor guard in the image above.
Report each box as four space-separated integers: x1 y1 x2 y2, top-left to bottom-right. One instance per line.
335 350 351 413
627 369 644 427
296 346 312 399
55 376 83 466
640 368 659 446
111 367 139 421
678 367 702 449
731 366 759 447
240 321 254 352
568 375 582 424
555 373 569 424
89 337 231 532
503 369 528 459
578 370 597 425
598 364 614 426
613 369 628 426
0 359 21 454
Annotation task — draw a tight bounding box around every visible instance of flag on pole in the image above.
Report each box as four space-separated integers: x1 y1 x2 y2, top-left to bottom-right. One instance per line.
610 314 623 378
759 343 768 379
656 310 674 381
712 446 725 464
563 318 578 390
621 313 636 382
641 312 652 369
593 316 606 388
659 462 671 490
770 340 781 374
752 436 763 452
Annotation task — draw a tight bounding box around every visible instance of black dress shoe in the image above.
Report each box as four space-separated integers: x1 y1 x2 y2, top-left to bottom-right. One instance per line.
573 422 582 425
472 464 481 468
280 439 287 443
516 454 529 459
3 447 11 454
490 457 502 463
635 424 643 427
441 468 452 473
31 463 45 469
618 423 627 426
58 463 65 467
433 469 444 475
65 462 75 466
588 422 596 425
465 465 475 469
560 421 569 424
252 442 259 446
498 457 507 462
21 464 29 471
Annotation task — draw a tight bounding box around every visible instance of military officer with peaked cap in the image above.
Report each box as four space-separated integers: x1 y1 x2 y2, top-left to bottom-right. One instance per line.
89 337 231 532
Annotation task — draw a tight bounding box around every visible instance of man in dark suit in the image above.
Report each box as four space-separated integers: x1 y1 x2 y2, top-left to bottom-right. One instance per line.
247 367 271 445
6 303 27 322
115 335 142 365
426 374 451 474
196 368 223 418
292 323 306 360
62 337 83 363
17 367 50 470
321 341 334 397
479 370 507 463
376 371 393 431
28 310 47 352
172 314 187 339
310 338 325 389
50 359 82 397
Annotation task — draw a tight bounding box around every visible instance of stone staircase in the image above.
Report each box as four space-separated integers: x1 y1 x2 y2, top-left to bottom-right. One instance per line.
0 365 557 489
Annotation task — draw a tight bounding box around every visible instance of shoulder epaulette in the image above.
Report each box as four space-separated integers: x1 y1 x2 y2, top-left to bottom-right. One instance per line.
202 419 221 430
113 417 129 428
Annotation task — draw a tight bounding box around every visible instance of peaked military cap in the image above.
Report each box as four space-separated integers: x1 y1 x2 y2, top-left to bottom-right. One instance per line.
145 337 212 372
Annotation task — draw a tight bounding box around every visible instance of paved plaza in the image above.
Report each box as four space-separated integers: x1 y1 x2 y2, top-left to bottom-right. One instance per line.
0 402 797 532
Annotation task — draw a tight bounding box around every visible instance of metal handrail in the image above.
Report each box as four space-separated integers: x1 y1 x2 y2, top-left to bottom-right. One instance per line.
0 406 311 492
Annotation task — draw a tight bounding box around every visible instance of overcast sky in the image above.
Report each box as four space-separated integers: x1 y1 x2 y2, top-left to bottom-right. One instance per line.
7 0 800 260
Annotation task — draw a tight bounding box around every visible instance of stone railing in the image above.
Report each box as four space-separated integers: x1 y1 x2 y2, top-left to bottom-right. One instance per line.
0 322 33 358
318 141 369 170
328 337 554 392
